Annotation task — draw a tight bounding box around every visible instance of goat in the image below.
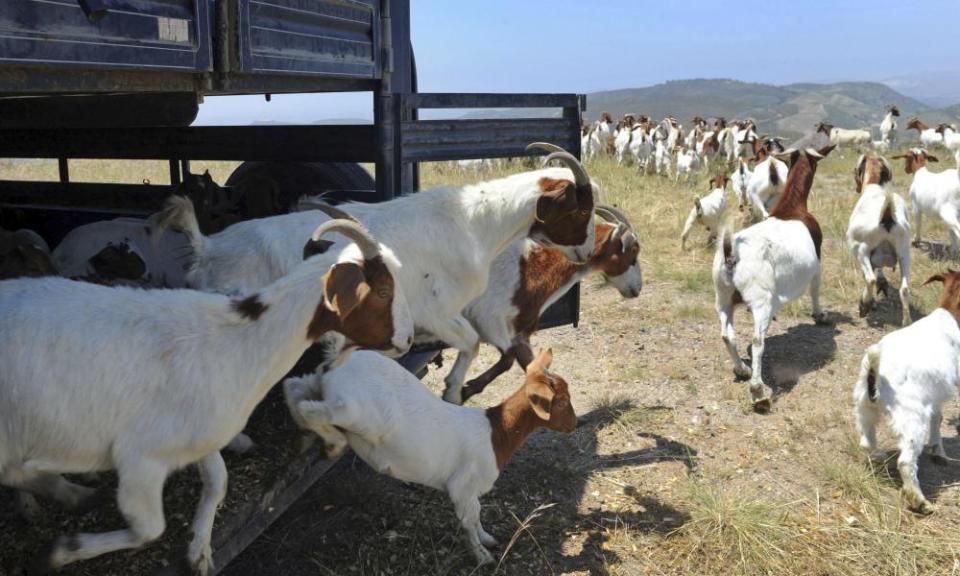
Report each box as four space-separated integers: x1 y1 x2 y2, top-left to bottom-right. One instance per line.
654 136 672 177
682 174 729 250
739 141 789 221
581 124 597 161
456 206 641 402
714 145 836 410
906 117 943 148
674 145 700 185
0 219 413 573
614 116 636 166
935 123 960 154
695 130 720 171
854 270 960 514
589 112 616 156
0 227 57 280
880 105 900 147
730 158 753 205
53 217 192 287
284 347 576 566
629 124 654 173
156 143 597 405
847 154 911 324
892 148 960 255
815 121 870 149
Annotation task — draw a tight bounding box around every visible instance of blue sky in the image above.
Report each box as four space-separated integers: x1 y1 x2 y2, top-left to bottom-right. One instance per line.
195 0 959 124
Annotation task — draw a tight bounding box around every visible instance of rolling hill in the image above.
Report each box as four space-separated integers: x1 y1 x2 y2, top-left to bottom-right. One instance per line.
582 79 960 143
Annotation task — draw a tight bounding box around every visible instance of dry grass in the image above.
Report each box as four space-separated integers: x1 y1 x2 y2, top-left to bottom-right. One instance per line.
4 149 960 576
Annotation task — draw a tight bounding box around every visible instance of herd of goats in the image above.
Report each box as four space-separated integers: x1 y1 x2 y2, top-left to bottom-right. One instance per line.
1 104 960 570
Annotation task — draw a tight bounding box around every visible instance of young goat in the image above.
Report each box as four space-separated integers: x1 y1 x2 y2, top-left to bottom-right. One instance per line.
681 174 729 250
457 206 641 402
847 155 911 324
815 121 870 149
0 219 413 573
284 347 577 566
156 143 596 405
714 145 836 410
854 270 960 514
892 148 960 255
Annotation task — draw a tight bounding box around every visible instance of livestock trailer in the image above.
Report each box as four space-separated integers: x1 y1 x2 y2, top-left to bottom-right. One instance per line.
0 1 585 572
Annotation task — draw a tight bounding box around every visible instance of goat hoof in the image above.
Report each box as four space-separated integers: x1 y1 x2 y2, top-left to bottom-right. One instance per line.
225 433 256 455
442 387 464 406
733 366 752 381
858 300 873 318
473 547 495 566
752 397 772 413
909 498 935 516
812 312 829 325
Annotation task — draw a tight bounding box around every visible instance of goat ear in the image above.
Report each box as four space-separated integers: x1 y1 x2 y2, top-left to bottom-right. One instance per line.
924 152 939 163
525 375 555 421
816 144 837 158
880 158 892 185
303 237 334 260
526 348 554 375
535 178 577 221
323 262 370 318
923 274 946 286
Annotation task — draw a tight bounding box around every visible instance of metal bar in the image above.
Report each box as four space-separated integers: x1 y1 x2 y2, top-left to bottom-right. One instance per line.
0 125 379 162
57 158 69 183
169 160 181 185
180 159 191 177
403 93 580 110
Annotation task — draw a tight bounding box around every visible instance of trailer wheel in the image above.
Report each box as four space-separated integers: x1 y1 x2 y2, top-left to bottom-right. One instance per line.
225 161 375 216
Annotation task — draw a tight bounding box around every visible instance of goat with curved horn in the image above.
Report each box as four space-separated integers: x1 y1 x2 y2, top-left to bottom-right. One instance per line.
310 219 380 260
300 199 361 224
525 142 591 191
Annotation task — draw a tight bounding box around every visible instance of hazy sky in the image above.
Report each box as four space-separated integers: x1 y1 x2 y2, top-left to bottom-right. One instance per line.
195 0 959 124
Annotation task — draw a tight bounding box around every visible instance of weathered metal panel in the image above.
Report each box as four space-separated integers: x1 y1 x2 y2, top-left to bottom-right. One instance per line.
403 92 580 110
400 118 580 162
0 0 211 71
235 0 378 78
0 125 379 162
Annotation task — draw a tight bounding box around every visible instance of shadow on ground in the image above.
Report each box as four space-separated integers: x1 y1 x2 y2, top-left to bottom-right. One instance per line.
222 399 696 576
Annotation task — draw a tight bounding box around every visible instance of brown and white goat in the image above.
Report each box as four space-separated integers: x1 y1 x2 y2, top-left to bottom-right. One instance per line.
457 206 641 402
714 145 836 410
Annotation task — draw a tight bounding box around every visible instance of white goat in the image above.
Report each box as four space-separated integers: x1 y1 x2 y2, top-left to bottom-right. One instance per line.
456 206 641 402
629 125 654 173
740 155 789 220
682 174 729 250
892 148 960 255
714 146 835 409
816 122 871 148
0 219 413 573
880 105 900 146
156 144 597 405
0 227 57 280
936 123 960 154
53 217 192 287
854 271 960 514
730 158 753 203
654 137 671 177
675 146 700 185
284 347 577 566
906 117 943 148
847 155 912 324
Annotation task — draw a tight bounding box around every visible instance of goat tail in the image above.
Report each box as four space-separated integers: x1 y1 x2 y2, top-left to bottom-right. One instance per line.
863 345 881 402
718 227 737 276
151 195 205 261
879 189 896 230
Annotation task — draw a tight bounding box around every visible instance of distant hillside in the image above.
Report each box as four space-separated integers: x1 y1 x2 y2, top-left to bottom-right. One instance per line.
583 79 960 144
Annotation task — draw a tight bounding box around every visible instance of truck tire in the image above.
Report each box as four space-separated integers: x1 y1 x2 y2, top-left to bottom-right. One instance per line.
225 161 375 216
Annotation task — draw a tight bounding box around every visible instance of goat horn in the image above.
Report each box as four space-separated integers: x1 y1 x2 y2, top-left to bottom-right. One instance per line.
301 200 360 224
594 204 633 229
526 142 591 191
310 219 380 261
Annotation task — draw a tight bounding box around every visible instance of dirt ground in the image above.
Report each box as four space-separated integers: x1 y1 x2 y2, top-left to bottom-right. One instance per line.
223 155 960 576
